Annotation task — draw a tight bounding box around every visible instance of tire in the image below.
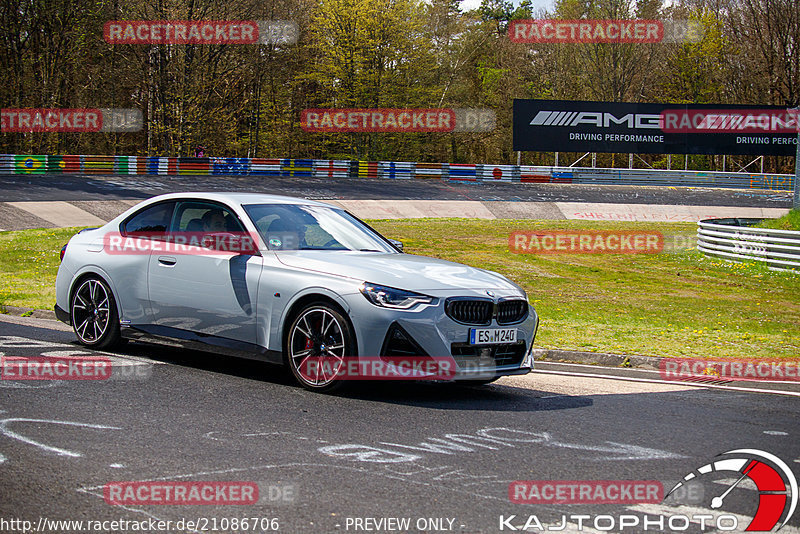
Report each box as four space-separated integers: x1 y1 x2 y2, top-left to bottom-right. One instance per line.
285 302 355 392
70 276 121 350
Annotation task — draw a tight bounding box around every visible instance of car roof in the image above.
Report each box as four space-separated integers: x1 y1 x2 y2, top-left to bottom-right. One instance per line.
136 192 337 209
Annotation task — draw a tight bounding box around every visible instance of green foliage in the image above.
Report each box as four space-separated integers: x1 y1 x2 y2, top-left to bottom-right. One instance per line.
660 10 728 104
756 210 800 231
0 227 81 309
0 0 797 169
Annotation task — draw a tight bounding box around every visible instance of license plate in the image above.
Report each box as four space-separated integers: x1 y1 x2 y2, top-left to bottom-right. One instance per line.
469 328 517 345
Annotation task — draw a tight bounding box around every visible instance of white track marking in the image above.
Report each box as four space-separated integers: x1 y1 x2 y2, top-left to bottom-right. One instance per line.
0 417 121 457
532 369 800 397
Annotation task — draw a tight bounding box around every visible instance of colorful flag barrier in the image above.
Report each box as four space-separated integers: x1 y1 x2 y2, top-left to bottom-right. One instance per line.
0 154 793 191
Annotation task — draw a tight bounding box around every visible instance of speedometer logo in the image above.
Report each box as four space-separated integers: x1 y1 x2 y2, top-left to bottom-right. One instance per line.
665 449 798 531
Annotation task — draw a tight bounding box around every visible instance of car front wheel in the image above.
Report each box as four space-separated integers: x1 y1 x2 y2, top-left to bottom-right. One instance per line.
286 302 355 392
70 276 121 350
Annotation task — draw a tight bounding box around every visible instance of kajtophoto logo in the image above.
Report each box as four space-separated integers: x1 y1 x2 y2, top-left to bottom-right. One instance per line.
501 449 797 531
666 449 798 531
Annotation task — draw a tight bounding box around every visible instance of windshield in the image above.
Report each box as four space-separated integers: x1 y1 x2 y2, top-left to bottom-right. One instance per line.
243 204 397 252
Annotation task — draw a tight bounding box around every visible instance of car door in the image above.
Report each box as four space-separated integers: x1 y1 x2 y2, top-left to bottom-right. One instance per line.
114 200 177 324
147 199 263 346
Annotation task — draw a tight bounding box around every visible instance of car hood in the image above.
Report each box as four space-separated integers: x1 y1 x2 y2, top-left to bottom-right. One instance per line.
274 251 521 292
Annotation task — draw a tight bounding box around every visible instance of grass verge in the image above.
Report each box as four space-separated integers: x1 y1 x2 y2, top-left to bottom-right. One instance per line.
370 219 800 360
0 227 81 310
2 221 798 360
755 209 800 231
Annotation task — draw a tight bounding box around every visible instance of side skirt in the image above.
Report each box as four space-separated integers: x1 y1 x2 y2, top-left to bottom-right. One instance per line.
120 324 284 365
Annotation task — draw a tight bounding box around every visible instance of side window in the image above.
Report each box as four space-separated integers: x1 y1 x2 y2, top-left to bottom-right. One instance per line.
171 201 245 235
121 202 175 238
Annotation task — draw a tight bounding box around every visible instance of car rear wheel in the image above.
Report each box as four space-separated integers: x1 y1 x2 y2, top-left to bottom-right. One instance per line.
286 302 355 392
70 276 121 350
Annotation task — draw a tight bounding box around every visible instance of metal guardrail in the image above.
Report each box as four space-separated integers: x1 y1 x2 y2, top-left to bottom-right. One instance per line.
0 153 795 192
697 218 800 271
566 167 793 191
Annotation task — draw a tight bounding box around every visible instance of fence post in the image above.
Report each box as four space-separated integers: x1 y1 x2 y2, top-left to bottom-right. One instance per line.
794 106 800 209
794 136 799 209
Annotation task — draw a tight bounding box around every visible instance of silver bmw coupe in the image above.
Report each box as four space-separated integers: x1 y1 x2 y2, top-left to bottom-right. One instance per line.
55 192 538 391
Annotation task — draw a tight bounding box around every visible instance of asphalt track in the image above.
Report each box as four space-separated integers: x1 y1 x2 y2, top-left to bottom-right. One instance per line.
1 314 799 534
0 173 792 230
0 172 792 205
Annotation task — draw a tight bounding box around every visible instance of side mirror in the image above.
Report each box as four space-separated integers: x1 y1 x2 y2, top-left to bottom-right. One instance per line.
389 239 404 252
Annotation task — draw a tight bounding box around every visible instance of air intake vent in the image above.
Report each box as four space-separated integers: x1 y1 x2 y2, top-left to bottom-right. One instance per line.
380 323 428 357
451 342 527 369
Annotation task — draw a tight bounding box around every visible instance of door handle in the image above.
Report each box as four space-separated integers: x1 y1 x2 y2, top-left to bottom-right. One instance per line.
157 256 177 266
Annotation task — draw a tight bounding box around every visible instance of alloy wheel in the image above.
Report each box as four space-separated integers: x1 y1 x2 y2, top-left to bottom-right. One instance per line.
288 307 347 388
71 278 111 344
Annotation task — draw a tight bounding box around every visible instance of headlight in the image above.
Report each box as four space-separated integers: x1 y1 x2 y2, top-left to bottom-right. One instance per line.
359 283 434 309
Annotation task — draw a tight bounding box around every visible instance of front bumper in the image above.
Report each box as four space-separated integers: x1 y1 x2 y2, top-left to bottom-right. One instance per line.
345 288 539 380
54 304 71 325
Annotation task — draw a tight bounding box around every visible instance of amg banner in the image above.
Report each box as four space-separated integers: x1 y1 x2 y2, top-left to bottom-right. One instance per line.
513 99 799 156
